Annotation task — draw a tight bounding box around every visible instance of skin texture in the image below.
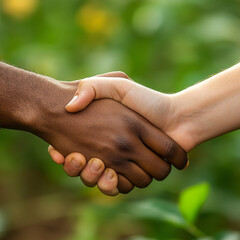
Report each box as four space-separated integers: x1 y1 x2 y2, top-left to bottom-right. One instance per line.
64 63 240 151
49 72 189 196
48 147 120 195
0 63 188 194
44 95 187 193
51 63 240 195
49 72 133 195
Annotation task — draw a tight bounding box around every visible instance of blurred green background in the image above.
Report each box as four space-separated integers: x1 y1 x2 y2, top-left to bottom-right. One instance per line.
0 0 240 239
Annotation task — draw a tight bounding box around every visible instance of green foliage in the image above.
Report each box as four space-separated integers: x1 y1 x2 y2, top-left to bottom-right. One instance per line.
215 232 240 240
68 206 98 240
179 183 210 224
197 231 240 240
0 0 240 239
129 199 187 227
129 183 210 238
0 210 7 237
129 236 157 240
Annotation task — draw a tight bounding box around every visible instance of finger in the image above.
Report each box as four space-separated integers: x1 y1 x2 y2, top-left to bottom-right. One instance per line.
65 77 133 112
80 158 105 187
96 71 131 80
97 168 119 196
117 174 134 194
134 143 172 181
48 145 65 165
63 153 87 177
65 79 95 112
65 71 131 112
118 161 152 188
140 122 188 170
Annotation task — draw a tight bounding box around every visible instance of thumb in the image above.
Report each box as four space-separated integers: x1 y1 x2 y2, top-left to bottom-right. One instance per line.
65 76 133 113
65 71 131 113
48 145 65 164
65 80 96 112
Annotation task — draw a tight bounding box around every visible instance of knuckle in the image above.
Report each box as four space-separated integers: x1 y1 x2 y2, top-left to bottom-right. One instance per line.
155 163 171 181
79 79 90 89
164 140 177 159
114 136 134 153
123 115 140 132
137 176 152 188
115 71 129 79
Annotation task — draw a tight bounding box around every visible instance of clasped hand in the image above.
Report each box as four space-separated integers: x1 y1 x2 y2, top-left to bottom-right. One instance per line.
48 72 188 196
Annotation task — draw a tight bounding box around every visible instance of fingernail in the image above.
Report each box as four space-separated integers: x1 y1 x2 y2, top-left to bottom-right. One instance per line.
71 158 82 169
105 170 114 180
66 95 78 107
112 188 119 195
184 160 189 170
90 159 102 172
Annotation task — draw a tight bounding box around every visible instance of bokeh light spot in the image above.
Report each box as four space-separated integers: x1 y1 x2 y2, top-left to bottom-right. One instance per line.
133 4 163 35
76 3 117 36
2 0 38 19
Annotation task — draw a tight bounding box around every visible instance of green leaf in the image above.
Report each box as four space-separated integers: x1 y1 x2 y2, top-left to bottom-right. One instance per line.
196 231 240 240
128 199 187 228
215 231 240 240
179 182 210 224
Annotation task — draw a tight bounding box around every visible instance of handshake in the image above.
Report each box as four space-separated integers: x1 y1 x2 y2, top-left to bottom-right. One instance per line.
1 62 239 196
48 71 189 196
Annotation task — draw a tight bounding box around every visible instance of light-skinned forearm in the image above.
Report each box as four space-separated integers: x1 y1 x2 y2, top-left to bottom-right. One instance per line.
169 63 240 151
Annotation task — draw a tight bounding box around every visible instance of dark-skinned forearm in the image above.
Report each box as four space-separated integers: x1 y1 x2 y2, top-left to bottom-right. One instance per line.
0 62 75 135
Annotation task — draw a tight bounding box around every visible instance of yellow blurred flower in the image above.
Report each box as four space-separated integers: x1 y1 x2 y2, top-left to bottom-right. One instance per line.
2 0 38 19
76 3 117 36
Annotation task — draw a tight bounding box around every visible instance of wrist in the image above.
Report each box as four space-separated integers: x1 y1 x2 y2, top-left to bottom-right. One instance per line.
167 63 240 152
27 79 77 137
0 62 80 147
164 93 199 152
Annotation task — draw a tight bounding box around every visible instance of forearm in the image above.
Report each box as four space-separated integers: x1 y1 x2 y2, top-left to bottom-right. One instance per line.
0 62 74 135
170 63 240 151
